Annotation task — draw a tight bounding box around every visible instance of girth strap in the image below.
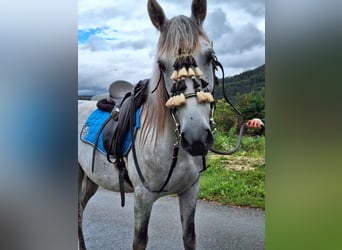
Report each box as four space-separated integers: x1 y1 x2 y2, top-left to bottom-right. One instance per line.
91 115 113 173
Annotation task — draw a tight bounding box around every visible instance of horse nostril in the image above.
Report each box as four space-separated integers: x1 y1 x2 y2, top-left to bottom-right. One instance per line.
180 129 213 156
190 141 206 155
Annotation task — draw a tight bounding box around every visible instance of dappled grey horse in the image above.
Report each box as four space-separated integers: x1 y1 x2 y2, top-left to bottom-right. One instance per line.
78 0 218 249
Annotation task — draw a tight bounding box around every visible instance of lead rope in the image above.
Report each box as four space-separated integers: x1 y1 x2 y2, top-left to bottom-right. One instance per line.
210 123 247 155
207 57 249 156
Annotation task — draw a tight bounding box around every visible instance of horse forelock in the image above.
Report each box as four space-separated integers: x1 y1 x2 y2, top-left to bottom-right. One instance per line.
157 15 208 56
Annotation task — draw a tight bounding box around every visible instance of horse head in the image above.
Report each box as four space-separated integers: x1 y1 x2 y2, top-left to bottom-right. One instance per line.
148 0 215 156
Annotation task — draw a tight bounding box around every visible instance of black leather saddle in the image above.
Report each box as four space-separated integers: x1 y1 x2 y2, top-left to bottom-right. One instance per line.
92 79 149 206
93 79 149 159
96 80 135 113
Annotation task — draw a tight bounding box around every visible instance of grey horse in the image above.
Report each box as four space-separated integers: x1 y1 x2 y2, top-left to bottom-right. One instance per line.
78 0 217 249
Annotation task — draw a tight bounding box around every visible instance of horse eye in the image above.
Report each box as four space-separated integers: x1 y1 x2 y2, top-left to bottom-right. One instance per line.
205 51 215 64
157 59 166 72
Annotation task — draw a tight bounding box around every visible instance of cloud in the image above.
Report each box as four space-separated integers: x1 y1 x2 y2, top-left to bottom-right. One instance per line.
78 47 155 95
205 8 233 39
220 46 265 74
232 0 265 17
78 0 265 95
210 0 265 17
213 23 265 55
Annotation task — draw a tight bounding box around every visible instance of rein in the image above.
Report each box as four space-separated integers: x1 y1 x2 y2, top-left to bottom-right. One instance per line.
130 89 181 193
209 56 247 155
210 123 247 155
130 89 208 193
212 56 243 116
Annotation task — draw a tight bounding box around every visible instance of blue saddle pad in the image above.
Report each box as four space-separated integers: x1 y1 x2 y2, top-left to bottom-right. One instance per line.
80 107 143 155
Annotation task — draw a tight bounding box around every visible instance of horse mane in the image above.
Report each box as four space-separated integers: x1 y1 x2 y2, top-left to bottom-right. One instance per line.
139 69 168 145
140 15 209 145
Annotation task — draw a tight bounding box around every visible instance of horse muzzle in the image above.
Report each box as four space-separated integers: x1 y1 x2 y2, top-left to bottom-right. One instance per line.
180 128 214 156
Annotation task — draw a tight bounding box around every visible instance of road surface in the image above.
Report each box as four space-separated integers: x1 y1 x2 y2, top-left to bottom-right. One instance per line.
83 188 264 250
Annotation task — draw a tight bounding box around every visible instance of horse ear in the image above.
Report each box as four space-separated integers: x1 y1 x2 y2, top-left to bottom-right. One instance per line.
148 0 167 31
191 0 207 27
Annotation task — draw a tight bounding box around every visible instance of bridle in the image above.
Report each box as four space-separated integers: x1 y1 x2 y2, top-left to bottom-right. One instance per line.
130 50 246 194
163 52 217 140
163 50 245 155
130 52 215 193
163 50 247 155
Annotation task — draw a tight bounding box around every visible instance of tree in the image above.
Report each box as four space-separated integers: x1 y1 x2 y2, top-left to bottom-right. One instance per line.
236 88 265 135
214 88 265 136
236 88 265 121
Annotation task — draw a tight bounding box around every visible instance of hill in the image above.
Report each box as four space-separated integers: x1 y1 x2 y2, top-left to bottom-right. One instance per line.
214 64 265 102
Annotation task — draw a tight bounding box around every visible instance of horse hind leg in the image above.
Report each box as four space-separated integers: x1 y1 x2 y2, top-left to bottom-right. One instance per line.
78 163 99 250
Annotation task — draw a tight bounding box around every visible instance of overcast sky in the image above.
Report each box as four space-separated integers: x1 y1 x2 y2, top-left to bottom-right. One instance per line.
78 0 265 96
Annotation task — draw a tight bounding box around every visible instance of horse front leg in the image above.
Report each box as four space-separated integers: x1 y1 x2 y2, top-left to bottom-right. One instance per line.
132 188 155 250
178 181 200 250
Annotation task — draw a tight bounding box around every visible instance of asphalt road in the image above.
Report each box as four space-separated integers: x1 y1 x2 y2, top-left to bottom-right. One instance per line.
83 188 264 250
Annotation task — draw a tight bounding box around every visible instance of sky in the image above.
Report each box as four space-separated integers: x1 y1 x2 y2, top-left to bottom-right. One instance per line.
78 0 265 96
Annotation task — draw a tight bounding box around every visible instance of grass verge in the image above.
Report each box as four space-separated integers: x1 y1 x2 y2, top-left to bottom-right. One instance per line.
199 153 265 209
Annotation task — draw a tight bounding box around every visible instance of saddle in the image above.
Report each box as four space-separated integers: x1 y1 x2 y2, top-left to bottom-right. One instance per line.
96 80 134 113
97 79 148 157
93 79 149 206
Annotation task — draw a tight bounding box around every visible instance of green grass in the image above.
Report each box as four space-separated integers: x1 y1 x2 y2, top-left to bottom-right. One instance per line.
199 133 265 209
213 129 265 157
